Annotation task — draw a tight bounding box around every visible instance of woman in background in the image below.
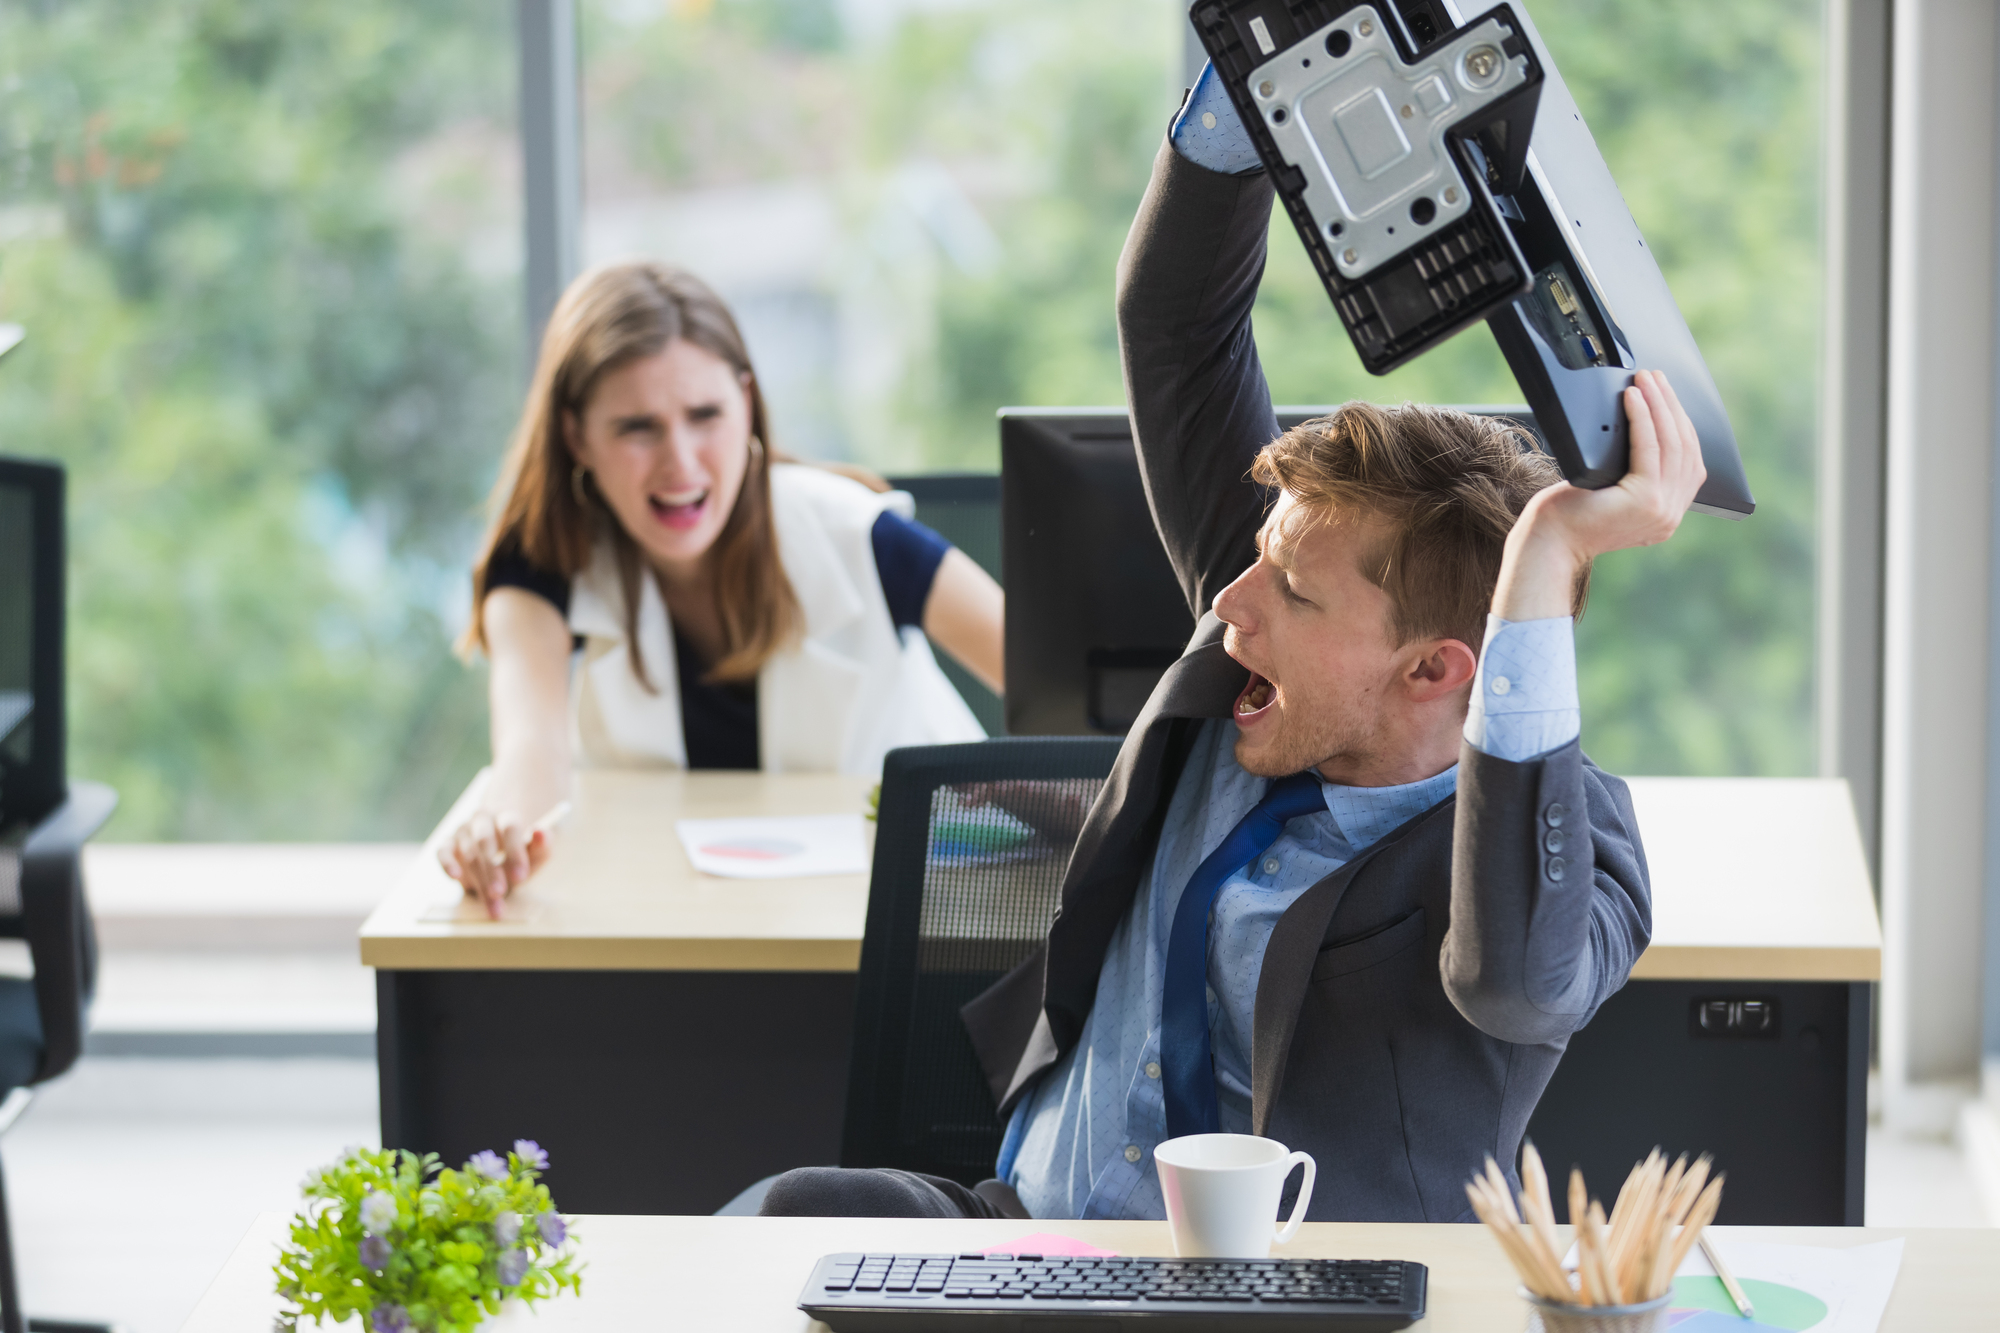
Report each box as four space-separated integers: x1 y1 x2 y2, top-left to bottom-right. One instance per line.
442 262 1002 914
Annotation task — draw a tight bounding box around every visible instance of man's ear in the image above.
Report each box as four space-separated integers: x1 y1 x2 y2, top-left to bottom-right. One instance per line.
1405 638 1478 702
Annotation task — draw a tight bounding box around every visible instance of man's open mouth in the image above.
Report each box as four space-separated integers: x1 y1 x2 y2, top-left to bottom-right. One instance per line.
1235 672 1277 720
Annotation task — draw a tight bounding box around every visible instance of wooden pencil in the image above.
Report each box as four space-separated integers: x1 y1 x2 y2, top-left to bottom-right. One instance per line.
1467 1151 1726 1308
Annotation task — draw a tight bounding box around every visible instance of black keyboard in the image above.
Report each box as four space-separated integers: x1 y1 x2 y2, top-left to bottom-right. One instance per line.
797 1251 1426 1331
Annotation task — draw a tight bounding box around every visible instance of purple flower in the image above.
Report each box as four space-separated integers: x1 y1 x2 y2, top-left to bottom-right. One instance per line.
493 1212 522 1247
358 1235 391 1271
467 1150 508 1180
358 1191 397 1233
536 1212 567 1247
497 1248 530 1286
369 1304 411 1333
512 1139 549 1171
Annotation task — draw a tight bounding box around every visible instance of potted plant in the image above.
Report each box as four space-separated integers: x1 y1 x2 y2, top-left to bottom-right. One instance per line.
274 1141 582 1333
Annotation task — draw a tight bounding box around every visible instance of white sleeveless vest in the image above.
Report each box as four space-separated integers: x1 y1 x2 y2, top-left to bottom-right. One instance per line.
564 463 986 776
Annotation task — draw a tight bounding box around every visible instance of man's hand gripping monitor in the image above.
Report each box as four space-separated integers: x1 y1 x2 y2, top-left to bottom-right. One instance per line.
1191 0 1754 517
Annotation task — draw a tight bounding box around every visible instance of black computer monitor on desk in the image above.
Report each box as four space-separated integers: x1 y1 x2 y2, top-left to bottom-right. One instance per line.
0 456 65 832
1000 406 1536 736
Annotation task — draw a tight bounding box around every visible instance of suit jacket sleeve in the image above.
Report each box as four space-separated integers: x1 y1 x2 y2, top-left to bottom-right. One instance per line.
1442 739 1652 1045
1116 136 1282 621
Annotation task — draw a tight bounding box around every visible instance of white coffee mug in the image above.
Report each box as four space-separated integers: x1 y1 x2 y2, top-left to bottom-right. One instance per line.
1153 1133 1317 1258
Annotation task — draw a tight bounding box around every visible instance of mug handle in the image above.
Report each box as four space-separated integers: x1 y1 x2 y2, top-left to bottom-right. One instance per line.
1273 1151 1316 1245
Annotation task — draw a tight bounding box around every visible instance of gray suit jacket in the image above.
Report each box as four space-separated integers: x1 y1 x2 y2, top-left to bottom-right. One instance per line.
960 139 1652 1222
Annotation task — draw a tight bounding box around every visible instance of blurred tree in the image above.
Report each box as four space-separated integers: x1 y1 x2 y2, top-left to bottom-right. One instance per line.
0 0 521 838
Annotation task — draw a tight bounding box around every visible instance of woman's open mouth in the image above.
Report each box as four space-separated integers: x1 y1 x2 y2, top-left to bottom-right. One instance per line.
648 488 710 532
1235 672 1277 722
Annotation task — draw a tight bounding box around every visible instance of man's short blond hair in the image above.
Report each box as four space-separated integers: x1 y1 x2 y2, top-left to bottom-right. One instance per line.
1251 402 1587 650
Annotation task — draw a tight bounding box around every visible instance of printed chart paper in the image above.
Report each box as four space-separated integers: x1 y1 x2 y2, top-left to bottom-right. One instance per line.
1560 1237 1903 1333
675 813 869 880
1664 1237 1901 1333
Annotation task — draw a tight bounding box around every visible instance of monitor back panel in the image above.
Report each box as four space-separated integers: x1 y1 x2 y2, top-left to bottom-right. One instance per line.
0 456 64 831
1001 411 1195 737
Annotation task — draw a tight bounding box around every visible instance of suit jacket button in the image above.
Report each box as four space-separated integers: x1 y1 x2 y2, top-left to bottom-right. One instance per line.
1545 829 1565 854
1545 801 1566 827
1547 856 1567 881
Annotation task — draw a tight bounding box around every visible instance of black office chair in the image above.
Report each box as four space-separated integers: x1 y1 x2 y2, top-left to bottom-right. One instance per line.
0 781 116 1333
839 737 1121 1185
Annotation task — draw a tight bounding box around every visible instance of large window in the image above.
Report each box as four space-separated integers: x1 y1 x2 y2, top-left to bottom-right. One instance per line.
578 0 1181 469
583 0 1822 780
0 0 1820 841
0 0 522 839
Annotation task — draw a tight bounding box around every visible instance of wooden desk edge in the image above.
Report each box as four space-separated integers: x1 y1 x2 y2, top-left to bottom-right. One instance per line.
358 932 1881 980
359 931 864 972
1628 944 1881 982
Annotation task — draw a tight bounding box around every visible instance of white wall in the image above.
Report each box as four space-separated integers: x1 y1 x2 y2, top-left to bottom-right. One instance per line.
1879 0 2000 1128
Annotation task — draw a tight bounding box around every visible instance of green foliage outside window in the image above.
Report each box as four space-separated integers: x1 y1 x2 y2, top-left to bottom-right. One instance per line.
0 0 518 838
0 0 1818 841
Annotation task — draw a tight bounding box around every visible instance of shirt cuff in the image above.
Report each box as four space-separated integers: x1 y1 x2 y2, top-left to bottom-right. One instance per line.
1463 614 1580 763
1170 61 1265 176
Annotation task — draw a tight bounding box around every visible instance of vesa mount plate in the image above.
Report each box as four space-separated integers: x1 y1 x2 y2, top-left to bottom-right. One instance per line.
1191 0 1544 375
1191 0 1754 516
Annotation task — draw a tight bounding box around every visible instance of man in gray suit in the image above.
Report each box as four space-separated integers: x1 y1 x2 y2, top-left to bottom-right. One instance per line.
764 83 1706 1222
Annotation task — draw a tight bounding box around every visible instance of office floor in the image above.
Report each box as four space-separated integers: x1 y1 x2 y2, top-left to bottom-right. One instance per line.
7 1058 379 1333
2 1057 1991 1333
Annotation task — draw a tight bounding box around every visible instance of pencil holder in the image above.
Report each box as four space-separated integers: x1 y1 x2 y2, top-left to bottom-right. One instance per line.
1520 1288 1671 1333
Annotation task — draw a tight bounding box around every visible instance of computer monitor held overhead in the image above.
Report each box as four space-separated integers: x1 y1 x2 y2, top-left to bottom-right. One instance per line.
1189 0 1754 517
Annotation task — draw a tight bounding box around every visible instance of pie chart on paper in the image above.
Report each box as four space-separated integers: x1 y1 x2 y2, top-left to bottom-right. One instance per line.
675 813 869 879
1668 1276 1829 1331
698 836 808 861
1657 1235 1903 1333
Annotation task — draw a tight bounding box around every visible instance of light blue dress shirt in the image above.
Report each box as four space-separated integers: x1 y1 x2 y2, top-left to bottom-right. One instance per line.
1001 616 1580 1220
1170 60 1265 176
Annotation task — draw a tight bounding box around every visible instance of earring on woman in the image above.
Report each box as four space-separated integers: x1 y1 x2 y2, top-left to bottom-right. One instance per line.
571 463 591 507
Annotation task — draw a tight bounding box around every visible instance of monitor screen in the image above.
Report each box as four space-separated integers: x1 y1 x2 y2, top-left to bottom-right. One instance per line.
0 457 63 830
1000 406 1536 736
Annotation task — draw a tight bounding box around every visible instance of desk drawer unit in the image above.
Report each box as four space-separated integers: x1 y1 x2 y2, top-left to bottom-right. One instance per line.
1527 978 1870 1226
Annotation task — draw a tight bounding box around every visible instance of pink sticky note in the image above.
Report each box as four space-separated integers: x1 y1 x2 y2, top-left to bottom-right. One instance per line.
985 1233 1119 1258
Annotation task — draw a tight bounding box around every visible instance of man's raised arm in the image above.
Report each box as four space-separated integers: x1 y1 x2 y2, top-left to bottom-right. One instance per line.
1115 130 1282 621
1443 370 1705 1044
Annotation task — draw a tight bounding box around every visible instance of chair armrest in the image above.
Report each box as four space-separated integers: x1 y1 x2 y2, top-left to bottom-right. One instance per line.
20 780 116 1083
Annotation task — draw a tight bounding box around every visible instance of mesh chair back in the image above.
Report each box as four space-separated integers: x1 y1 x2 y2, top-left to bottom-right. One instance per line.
841 737 1122 1185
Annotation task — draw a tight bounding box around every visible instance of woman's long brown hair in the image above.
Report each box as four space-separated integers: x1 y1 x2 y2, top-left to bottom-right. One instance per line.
460 263 800 686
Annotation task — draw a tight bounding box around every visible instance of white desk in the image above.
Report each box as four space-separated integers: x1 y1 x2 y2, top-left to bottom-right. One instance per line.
1626 777 1881 981
358 769 1881 1221
361 773 1879 981
361 769 877 971
184 1215 1986 1332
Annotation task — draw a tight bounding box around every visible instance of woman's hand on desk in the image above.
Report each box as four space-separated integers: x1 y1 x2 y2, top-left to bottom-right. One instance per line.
439 810 554 918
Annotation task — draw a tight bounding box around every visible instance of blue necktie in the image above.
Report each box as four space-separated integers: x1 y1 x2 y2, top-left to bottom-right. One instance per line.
1161 771 1328 1139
